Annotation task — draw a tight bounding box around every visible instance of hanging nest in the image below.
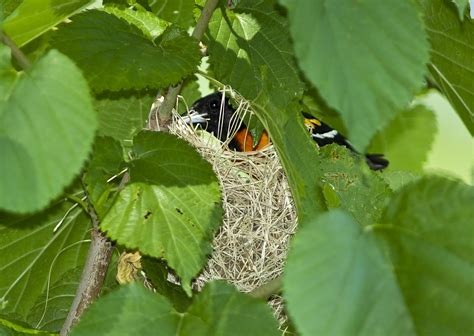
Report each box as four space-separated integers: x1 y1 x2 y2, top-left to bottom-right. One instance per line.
168 89 298 325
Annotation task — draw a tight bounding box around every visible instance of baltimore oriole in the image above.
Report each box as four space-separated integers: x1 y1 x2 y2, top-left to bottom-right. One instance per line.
183 92 388 170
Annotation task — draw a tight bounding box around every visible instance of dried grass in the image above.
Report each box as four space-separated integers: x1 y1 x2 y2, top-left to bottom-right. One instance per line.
168 90 298 325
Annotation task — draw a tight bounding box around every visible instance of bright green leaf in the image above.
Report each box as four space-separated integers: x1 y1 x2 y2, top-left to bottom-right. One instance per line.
369 105 437 173
377 176 474 335
101 131 222 294
419 0 474 135
207 0 304 100
0 47 97 213
70 282 279 336
279 0 429 150
284 210 415 336
149 0 194 28
2 0 92 47
319 145 392 227
0 317 55 335
182 281 280 336
0 202 90 320
381 170 421 191
95 91 154 144
104 6 170 40
51 10 201 92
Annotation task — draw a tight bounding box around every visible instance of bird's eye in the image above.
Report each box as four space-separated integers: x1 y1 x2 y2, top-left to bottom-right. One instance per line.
209 100 219 110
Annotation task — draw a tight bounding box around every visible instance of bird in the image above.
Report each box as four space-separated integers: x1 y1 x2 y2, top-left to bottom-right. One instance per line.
182 92 388 170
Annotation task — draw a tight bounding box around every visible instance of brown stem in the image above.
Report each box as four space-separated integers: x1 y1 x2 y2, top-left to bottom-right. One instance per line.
0 30 31 70
60 190 114 336
156 0 220 130
249 276 283 299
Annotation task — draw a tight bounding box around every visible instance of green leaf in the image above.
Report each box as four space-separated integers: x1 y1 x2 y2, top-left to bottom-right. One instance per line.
0 317 55 335
177 77 201 115
148 0 194 28
2 0 92 47
369 105 437 173
104 6 170 40
0 0 21 22
70 282 279 336
0 201 90 320
377 176 474 335
284 210 415 336
141 257 192 312
182 281 280 336
251 88 326 221
51 10 201 92
101 131 222 294
418 0 474 135
95 91 153 144
0 46 97 213
82 136 125 218
26 267 83 332
319 145 392 227
70 284 180 336
450 0 469 18
207 0 304 100
279 0 429 150
381 170 421 191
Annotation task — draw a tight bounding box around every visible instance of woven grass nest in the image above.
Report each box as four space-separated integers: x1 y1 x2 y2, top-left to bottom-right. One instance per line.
170 90 297 322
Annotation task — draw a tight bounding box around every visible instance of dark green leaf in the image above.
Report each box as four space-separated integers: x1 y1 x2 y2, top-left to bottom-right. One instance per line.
207 0 304 100
0 202 90 321
419 0 474 135
377 176 474 335
82 136 124 218
141 257 192 312
450 0 469 18
26 268 83 332
284 210 415 336
149 0 195 28
2 0 92 47
51 10 200 92
279 0 430 150
369 105 437 173
101 131 222 294
0 46 97 213
251 88 326 221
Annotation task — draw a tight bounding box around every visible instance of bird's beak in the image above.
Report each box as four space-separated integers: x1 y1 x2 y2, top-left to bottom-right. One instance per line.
181 109 209 125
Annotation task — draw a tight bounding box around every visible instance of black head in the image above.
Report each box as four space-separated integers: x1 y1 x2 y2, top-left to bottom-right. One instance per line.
184 92 239 142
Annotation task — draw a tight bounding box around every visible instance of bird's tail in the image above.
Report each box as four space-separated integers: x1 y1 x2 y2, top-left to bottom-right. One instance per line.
365 154 389 171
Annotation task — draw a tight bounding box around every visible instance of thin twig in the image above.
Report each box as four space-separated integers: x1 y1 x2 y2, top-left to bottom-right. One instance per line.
249 276 283 299
156 0 220 130
0 30 31 70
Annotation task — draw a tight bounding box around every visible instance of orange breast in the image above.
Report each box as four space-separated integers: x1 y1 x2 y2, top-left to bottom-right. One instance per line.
233 129 271 152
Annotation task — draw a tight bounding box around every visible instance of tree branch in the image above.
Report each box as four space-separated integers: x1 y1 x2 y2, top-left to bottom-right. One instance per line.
0 30 31 70
156 0 220 130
